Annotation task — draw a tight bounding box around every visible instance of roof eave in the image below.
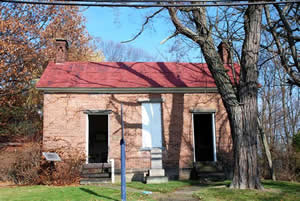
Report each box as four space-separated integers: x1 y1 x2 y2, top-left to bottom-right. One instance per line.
37 87 218 94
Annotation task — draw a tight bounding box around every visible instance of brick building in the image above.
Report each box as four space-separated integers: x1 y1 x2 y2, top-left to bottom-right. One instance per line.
37 40 236 181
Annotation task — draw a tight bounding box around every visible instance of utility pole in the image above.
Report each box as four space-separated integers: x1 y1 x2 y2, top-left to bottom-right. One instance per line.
120 104 126 201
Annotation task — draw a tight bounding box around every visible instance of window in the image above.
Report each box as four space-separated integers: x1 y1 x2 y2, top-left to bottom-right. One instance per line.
142 103 162 148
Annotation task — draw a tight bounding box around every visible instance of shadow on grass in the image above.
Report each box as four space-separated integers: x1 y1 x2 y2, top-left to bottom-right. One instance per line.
262 180 300 193
181 179 231 187
79 188 118 201
126 180 231 194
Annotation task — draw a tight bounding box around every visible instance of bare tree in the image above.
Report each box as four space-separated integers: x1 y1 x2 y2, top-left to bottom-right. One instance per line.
125 4 264 189
263 3 299 87
259 51 300 180
99 40 156 62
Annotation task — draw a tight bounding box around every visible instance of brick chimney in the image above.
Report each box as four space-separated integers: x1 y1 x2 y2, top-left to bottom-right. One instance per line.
217 41 232 64
55 38 68 63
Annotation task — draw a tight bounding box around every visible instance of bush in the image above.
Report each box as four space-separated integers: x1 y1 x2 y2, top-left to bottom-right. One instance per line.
39 148 85 185
0 143 85 185
0 142 41 185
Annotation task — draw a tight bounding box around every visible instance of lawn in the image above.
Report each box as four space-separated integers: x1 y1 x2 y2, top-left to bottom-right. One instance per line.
0 185 155 201
126 180 195 193
0 180 299 201
194 180 300 201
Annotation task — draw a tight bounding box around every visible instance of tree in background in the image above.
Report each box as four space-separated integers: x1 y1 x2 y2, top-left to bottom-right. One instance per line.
259 40 300 180
0 3 102 142
99 40 155 62
264 4 299 87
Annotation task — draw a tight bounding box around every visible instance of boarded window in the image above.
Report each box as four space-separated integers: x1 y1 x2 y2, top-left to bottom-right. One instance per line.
142 103 162 148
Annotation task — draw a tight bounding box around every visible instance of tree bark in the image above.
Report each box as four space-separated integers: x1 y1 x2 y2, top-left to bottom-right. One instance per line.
227 5 264 190
258 118 276 181
167 5 264 189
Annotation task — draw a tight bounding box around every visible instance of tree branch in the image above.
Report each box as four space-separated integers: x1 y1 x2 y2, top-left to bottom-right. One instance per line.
264 5 300 87
274 4 299 71
121 8 164 43
160 31 178 44
167 7 202 42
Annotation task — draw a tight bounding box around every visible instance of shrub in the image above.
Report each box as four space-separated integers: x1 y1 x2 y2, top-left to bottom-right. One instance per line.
0 143 85 185
39 148 85 185
0 142 41 185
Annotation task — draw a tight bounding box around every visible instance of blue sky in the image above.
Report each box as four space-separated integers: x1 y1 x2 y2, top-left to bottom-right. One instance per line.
82 7 202 62
83 7 174 60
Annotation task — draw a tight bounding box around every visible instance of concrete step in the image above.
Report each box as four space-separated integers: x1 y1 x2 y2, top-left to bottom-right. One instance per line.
150 148 162 154
80 178 111 185
149 169 165 177
82 163 111 169
81 168 110 174
197 172 225 181
194 162 223 173
146 176 168 184
80 173 110 178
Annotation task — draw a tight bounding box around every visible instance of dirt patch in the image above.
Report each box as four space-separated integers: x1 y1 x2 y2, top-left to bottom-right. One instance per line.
152 186 201 201
0 181 16 187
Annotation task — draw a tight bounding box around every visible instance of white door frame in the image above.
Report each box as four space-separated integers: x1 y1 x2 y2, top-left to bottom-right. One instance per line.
192 112 217 162
85 114 110 164
85 114 89 164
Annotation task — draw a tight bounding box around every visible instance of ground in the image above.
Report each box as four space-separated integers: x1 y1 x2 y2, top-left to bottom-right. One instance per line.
0 180 299 201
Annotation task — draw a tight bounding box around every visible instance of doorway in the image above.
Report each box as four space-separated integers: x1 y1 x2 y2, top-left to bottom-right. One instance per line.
193 113 216 162
88 115 108 163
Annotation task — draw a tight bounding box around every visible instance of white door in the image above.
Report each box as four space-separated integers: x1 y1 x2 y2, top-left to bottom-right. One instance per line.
142 103 162 148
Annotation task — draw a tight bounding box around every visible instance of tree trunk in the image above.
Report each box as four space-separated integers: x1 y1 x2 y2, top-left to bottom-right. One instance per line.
228 103 263 189
228 5 264 189
167 5 264 189
258 118 276 181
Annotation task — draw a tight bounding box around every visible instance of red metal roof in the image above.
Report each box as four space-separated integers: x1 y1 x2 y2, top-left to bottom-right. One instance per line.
36 62 239 88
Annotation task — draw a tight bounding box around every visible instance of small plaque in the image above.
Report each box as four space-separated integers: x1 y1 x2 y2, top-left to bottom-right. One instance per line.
42 152 61 162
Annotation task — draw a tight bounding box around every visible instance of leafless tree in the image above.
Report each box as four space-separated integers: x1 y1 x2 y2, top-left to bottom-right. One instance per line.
124 3 265 188
259 48 300 180
99 40 156 62
263 4 299 87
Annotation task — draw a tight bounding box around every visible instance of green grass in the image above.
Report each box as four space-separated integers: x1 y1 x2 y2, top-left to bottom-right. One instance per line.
194 180 300 201
0 180 299 201
126 180 195 193
0 185 155 201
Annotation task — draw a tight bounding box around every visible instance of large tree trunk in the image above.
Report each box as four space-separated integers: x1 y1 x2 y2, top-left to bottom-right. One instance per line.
167 4 263 189
229 5 263 189
229 99 262 189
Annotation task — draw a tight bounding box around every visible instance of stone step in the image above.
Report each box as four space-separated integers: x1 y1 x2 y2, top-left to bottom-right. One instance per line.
146 176 168 184
151 155 162 159
150 148 162 154
80 178 111 185
149 169 165 177
80 173 110 178
81 168 110 174
82 163 111 169
197 172 225 181
194 162 223 173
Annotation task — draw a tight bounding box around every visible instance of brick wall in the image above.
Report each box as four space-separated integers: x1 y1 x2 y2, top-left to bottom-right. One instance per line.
43 93 232 173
